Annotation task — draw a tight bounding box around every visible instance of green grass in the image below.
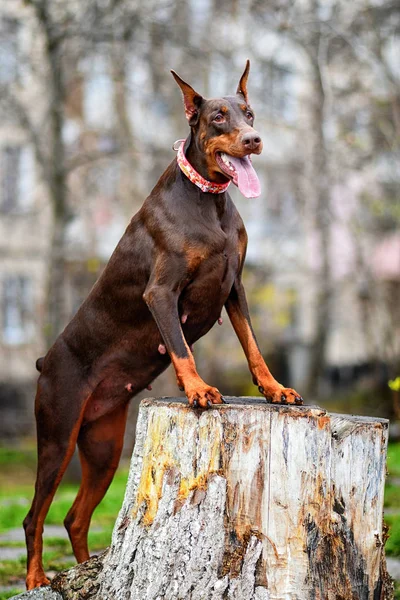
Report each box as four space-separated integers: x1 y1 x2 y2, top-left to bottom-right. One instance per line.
394 571 400 600
0 557 31 587
0 447 36 467
386 515 400 556
0 591 22 600
386 442 400 560
384 483 400 510
0 447 129 597
388 443 400 478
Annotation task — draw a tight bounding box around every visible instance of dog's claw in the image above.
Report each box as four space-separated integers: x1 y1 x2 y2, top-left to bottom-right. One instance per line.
220 396 227 404
179 386 184 392
281 394 287 404
187 385 223 408
258 385 264 394
295 396 303 405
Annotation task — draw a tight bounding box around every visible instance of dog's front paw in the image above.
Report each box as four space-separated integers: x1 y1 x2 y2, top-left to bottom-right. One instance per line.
185 383 225 408
258 384 303 405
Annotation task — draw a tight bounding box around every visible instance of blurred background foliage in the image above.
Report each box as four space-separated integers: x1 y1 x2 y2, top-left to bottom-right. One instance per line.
0 0 399 594
0 0 399 439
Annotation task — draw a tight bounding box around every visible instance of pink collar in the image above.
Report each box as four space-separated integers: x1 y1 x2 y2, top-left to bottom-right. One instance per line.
175 140 231 194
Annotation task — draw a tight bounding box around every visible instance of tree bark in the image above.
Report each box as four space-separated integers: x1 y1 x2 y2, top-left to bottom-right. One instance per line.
30 0 69 346
36 397 390 599
303 37 332 399
12 398 392 599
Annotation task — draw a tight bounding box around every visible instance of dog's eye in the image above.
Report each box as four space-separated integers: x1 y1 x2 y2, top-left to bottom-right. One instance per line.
246 111 254 120
213 114 225 123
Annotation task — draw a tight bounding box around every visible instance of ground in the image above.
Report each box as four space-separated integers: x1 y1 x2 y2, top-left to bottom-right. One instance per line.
0 446 127 599
0 442 399 599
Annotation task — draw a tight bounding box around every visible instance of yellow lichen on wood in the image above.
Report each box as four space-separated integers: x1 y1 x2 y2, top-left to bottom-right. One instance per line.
177 473 208 501
133 406 224 524
132 409 177 525
198 414 223 472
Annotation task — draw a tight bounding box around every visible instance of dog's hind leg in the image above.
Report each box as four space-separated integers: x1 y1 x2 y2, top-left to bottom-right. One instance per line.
64 401 129 563
24 370 90 590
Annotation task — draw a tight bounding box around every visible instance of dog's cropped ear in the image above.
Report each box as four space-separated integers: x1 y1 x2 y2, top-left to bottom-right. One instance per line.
171 70 203 126
236 59 250 104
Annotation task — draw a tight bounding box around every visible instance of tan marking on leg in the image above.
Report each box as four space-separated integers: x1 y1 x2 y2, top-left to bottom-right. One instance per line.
170 352 223 407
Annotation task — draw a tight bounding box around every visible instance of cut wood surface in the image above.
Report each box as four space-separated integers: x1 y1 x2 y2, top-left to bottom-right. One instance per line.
14 397 392 600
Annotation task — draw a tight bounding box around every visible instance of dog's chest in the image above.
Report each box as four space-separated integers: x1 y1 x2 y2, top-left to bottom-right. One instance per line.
182 245 238 312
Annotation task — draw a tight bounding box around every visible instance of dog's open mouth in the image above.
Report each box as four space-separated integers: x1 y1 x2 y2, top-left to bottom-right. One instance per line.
216 152 261 199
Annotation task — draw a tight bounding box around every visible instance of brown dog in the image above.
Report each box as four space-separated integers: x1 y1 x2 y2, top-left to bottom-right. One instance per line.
24 60 302 589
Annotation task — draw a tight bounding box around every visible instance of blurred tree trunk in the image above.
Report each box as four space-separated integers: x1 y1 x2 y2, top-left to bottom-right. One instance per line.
111 43 141 217
303 43 332 398
27 1 140 347
30 0 69 347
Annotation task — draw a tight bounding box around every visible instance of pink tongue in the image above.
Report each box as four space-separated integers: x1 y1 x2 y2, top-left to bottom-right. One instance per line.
228 155 261 198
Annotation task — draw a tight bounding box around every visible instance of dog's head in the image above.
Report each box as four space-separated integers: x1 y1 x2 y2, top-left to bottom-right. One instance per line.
171 60 262 199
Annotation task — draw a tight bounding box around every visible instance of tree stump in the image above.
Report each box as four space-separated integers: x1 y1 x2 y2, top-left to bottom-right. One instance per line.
15 397 392 600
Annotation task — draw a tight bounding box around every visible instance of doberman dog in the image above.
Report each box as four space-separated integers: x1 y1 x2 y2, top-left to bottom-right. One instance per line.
24 60 303 590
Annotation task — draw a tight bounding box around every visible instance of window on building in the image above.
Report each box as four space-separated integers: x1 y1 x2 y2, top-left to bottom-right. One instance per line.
1 146 20 212
2 276 34 345
0 145 35 213
83 56 114 129
0 18 19 84
252 60 296 122
267 63 295 121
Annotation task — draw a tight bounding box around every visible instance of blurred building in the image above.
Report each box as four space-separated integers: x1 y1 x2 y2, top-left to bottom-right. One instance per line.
0 4 47 434
0 0 399 436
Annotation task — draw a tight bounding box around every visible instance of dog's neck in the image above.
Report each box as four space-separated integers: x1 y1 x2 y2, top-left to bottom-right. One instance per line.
177 136 231 194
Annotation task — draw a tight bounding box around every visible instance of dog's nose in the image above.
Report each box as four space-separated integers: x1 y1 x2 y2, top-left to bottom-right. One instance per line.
241 131 262 151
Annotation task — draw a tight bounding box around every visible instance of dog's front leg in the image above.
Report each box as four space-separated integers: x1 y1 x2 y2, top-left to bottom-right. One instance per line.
225 278 303 405
143 281 224 408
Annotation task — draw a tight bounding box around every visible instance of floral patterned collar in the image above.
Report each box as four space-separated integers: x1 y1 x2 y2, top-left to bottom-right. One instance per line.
175 139 231 194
